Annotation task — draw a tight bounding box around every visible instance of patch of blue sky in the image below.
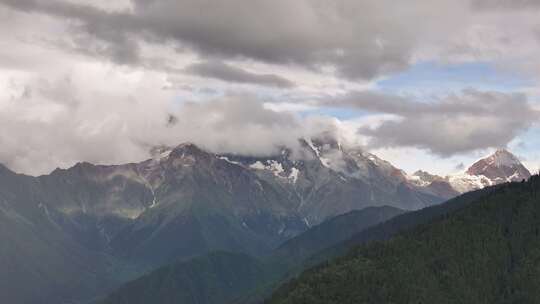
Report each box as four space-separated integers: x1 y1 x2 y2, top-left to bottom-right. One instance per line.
299 106 369 120
510 126 540 163
376 61 534 98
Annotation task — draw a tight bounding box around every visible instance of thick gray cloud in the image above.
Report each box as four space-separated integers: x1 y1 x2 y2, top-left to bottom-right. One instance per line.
0 0 142 64
163 95 335 157
0 71 335 175
2 0 540 81
0 0 459 80
325 89 540 155
472 0 540 10
185 61 295 88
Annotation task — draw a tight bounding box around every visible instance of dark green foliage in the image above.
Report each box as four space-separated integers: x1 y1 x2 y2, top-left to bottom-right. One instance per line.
238 186 494 303
100 252 277 304
269 206 406 268
306 186 497 267
268 176 540 304
230 206 406 304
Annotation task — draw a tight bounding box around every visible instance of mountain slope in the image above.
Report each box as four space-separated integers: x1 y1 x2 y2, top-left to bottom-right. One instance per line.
100 252 274 304
109 143 307 266
99 183 495 304
309 185 499 266
0 146 307 303
269 206 405 267
105 141 447 266
268 175 540 304
98 206 405 304
227 137 447 224
0 140 449 304
0 164 120 304
242 182 499 304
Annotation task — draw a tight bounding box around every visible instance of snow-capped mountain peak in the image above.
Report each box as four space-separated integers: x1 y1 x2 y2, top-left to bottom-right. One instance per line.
465 149 530 184
405 149 532 195
410 149 533 194
467 149 521 172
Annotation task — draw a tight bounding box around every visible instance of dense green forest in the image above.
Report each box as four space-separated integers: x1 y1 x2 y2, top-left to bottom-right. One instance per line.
269 175 540 304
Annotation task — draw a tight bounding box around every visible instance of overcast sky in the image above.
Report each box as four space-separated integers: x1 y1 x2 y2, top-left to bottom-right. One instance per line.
0 0 539 176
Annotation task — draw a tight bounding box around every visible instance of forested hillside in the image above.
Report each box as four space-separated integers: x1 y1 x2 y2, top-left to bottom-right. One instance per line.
100 252 273 304
269 175 540 304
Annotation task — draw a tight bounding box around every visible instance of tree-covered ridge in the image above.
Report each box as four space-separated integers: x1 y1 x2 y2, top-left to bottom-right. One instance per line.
268 206 405 268
268 175 540 304
100 251 276 304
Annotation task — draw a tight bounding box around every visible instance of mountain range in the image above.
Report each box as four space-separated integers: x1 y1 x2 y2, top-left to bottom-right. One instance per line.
99 168 507 304
0 136 531 304
268 175 540 303
99 205 405 304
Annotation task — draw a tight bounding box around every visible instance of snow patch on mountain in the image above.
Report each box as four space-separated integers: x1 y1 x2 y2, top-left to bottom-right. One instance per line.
305 138 320 157
406 174 431 187
268 160 285 176
150 146 173 161
447 173 494 193
407 170 443 187
218 156 242 166
289 167 299 183
250 161 266 170
249 160 288 179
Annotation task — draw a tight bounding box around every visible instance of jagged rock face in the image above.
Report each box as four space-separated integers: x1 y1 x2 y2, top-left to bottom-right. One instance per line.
223 137 447 224
466 149 531 183
111 143 308 265
27 140 446 264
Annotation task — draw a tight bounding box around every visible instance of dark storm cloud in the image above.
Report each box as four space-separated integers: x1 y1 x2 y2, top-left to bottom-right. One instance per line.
0 0 141 64
324 89 540 155
126 0 419 80
185 61 295 88
0 0 442 80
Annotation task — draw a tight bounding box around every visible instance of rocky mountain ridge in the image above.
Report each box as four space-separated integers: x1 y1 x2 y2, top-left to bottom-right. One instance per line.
408 149 531 194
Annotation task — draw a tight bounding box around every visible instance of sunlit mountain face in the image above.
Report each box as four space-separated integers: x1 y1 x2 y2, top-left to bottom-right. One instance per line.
0 1 539 304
